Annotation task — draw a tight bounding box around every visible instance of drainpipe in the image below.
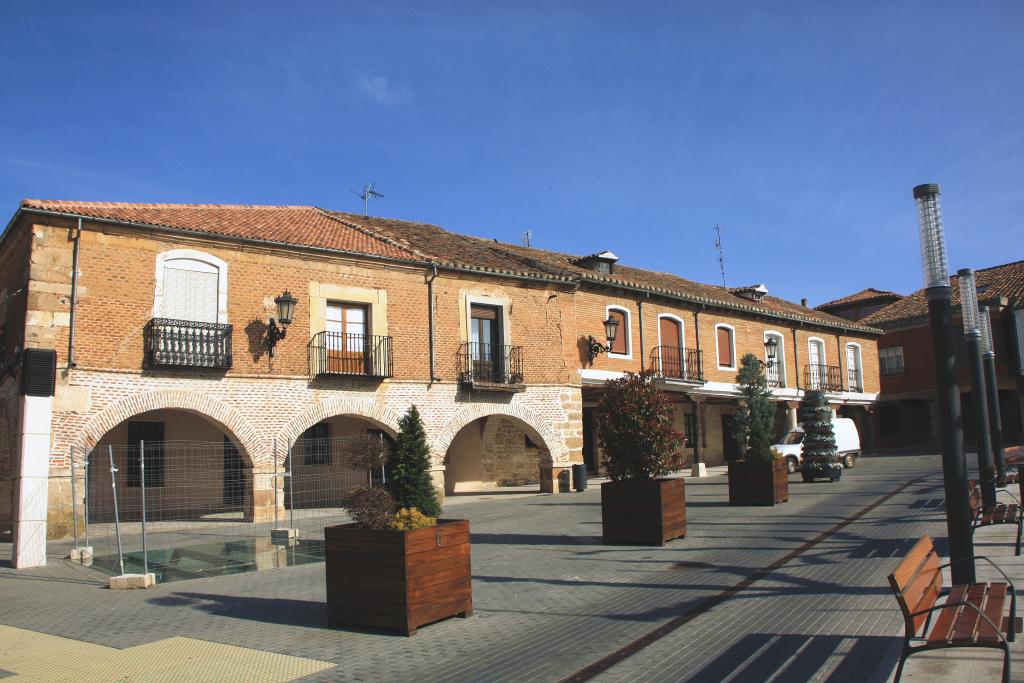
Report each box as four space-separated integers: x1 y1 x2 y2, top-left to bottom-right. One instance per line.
638 296 645 370
792 328 801 390
427 266 439 383
693 309 702 379
67 218 82 370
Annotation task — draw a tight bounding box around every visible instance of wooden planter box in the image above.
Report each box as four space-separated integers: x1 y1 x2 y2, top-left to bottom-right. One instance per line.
601 478 686 545
325 519 473 636
728 459 789 506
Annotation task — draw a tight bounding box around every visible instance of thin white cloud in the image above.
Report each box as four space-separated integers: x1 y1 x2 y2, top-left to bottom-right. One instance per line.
354 75 413 107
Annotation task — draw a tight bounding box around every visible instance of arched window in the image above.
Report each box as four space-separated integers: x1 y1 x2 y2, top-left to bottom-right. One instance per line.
764 330 786 388
154 250 228 324
606 306 631 358
715 324 736 369
807 337 827 389
846 343 863 392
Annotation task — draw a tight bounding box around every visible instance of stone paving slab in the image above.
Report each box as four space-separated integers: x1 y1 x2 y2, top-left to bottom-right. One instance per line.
0 453 1013 682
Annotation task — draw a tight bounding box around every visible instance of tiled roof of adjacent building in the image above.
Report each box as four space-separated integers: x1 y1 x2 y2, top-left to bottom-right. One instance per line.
862 260 1024 327
14 199 881 334
816 288 903 311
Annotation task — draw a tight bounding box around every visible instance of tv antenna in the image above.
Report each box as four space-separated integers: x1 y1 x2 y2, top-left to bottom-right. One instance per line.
714 224 726 286
522 229 533 247
351 182 384 216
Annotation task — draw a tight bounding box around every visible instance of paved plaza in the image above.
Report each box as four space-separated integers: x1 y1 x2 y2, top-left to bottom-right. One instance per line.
1 452 1021 682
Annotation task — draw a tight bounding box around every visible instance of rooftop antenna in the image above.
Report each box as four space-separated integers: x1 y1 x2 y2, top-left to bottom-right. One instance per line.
350 182 384 216
714 224 726 286
522 229 533 247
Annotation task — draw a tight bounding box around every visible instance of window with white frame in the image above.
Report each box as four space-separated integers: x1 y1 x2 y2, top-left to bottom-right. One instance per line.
845 343 863 391
879 346 905 376
715 324 736 369
154 250 228 324
764 331 786 387
606 306 631 358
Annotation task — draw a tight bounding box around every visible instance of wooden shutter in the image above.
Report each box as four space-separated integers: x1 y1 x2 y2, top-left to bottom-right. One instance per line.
609 309 627 354
717 326 733 366
163 265 218 323
470 304 498 320
659 317 681 348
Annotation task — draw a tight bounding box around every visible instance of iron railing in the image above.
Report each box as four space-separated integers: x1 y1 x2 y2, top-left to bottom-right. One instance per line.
847 368 862 392
765 361 784 388
804 364 843 392
458 343 524 386
308 332 393 378
650 346 704 382
145 318 232 369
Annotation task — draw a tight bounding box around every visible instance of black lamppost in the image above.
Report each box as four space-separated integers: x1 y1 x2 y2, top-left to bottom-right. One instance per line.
959 269 996 509
267 290 298 358
914 183 975 584
586 317 621 365
979 306 1007 480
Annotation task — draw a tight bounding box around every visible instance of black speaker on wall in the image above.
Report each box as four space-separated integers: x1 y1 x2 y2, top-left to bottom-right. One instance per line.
21 348 57 397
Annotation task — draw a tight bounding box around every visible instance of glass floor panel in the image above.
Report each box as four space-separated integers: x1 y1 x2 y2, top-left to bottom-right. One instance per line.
90 537 326 584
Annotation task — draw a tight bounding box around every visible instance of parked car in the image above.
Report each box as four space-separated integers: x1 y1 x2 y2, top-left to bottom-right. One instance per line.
773 417 861 474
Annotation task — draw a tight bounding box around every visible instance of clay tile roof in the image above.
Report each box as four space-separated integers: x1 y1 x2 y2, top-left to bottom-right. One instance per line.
863 260 1024 327
19 199 418 261
816 288 904 311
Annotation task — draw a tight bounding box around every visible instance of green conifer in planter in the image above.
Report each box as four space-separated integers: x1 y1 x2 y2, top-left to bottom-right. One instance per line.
728 354 788 505
799 390 841 482
386 405 441 517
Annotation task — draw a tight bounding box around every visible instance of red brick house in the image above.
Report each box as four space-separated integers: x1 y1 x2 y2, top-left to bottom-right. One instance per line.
0 200 881 567
859 260 1024 449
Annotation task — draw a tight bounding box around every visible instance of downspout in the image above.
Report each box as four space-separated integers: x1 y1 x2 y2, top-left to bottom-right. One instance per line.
638 296 645 370
66 217 82 370
427 265 439 383
792 328 801 390
693 309 702 379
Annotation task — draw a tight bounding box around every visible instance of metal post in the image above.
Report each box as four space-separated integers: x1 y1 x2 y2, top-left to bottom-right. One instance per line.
69 445 80 553
287 441 295 532
108 445 125 577
915 183 974 584
273 437 280 530
379 432 386 485
140 440 148 577
83 458 90 550
965 333 996 508
959 269 996 509
979 307 1007 479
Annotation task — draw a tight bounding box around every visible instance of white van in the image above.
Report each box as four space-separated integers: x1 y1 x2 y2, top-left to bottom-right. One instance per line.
773 417 861 474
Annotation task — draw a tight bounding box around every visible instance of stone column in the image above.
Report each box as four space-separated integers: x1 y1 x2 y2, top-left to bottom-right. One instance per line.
13 395 53 568
786 402 799 430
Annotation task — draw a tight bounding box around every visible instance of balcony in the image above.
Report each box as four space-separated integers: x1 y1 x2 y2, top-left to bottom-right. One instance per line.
650 346 704 383
458 343 524 390
144 318 232 369
804 364 844 392
765 362 784 389
308 332 393 379
847 368 863 393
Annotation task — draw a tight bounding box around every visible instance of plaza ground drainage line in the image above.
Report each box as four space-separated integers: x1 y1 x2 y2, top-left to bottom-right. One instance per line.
559 473 934 683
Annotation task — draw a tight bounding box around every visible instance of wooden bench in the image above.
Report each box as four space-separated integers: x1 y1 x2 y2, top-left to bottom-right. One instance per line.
969 480 1023 556
888 534 1017 682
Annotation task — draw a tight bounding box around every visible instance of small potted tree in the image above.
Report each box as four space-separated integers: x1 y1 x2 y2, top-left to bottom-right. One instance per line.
728 354 789 505
799 390 842 482
325 405 472 635
597 371 687 545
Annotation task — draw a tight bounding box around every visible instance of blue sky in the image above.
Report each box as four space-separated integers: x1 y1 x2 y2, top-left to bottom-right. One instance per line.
2 2 1021 306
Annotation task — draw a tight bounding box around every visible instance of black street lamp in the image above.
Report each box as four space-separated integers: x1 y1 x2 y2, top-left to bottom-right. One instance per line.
959 269 996 509
979 306 1007 480
914 183 975 584
761 336 778 370
267 290 298 358
586 317 620 365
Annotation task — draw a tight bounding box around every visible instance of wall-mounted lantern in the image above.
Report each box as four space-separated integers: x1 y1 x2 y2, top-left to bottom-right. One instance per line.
267 290 298 358
586 317 620 365
761 336 778 369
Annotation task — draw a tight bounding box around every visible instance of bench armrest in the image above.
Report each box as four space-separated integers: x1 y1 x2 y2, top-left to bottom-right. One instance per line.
940 556 1017 591
907 601 1009 644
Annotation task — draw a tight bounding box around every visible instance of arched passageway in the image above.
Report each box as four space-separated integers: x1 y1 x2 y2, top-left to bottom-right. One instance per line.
443 414 554 495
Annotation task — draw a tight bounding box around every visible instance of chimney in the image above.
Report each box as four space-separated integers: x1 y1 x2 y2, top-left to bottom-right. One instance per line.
801 297 808 307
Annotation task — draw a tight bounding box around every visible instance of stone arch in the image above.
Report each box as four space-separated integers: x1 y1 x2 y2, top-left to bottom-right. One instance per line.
79 389 264 467
434 404 566 466
274 396 404 456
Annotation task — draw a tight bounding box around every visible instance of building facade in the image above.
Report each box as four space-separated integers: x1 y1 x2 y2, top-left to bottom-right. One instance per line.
861 261 1024 450
0 200 881 567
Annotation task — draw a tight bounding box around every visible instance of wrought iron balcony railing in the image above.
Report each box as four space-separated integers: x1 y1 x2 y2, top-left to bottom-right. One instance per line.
308 332 393 379
458 343 524 387
804 364 844 392
847 368 863 392
650 346 704 383
145 318 232 369
765 362 784 388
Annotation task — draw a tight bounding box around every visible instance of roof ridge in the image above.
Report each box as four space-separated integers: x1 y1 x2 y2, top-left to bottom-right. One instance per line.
315 209 429 261
23 199 317 210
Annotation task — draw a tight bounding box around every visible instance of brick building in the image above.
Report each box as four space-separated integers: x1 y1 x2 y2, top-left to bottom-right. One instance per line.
858 261 1024 449
816 288 904 323
0 200 881 567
